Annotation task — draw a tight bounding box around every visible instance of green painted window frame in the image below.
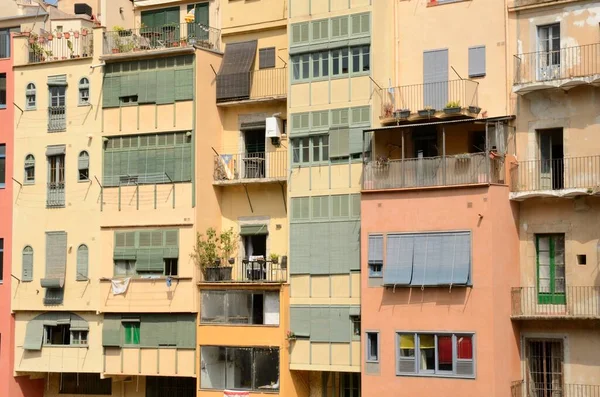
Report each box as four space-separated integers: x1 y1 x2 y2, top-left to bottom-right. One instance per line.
290 194 360 223
123 322 140 345
291 135 329 165
112 229 179 277
535 234 566 305
291 45 371 84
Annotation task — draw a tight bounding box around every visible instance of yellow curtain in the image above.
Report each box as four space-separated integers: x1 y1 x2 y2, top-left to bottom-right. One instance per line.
400 334 415 349
419 334 435 349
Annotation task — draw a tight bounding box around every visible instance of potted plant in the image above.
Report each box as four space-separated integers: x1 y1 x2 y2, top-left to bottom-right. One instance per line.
394 108 410 119
382 102 393 119
468 105 481 115
114 25 132 37
64 32 71 39
219 228 237 281
74 31 79 39
47 33 53 41
286 331 297 341
81 29 88 36
418 106 435 117
270 253 279 265
375 155 389 168
443 100 461 114
191 227 221 282
56 31 62 39
180 36 188 46
67 40 75 58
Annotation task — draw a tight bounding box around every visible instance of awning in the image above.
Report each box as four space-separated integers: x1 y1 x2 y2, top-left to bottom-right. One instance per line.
46 145 66 156
216 40 257 102
42 231 67 289
383 232 471 287
239 224 268 236
47 74 67 86
240 120 266 131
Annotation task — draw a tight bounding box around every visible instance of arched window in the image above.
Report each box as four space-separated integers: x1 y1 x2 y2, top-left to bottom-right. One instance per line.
78 77 90 105
77 244 89 281
24 154 35 184
22 246 33 282
26 83 36 109
78 151 89 181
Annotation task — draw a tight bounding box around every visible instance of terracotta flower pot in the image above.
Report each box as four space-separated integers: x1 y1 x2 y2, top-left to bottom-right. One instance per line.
64 32 70 39
74 32 79 38
47 34 53 41
82 30 88 36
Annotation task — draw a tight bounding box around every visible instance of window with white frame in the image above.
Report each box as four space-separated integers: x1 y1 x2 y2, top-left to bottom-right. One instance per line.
26 83 36 109
397 332 474 377
78 77 90 105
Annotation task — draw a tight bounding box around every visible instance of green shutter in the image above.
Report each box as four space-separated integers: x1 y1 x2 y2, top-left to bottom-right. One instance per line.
239 224 268 236
181 145 192 181
330 307 351 343
102 314 122 347
120 73 139 97
22 246 33 282
348 128 363 155
329 128 350 158
290 307 310 337
291 197 310 221
136 248 164 272
102 75 121 108
23 317 43 350
76 245 89 281
114 248 137 260
309 307 330 342
140 314 162 346
309 223 330 274
164 147 176 181
70 314 89 331
175 68 193 101
176 314 196 348
156 69 175 104
290 224 311 274
351 194 360 219
138 70 157 103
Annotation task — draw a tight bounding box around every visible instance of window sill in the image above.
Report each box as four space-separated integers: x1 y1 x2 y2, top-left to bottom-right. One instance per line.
366 360 379 364
78 179 91 183
0 105 6 110
427 0 471 6
25 108 36 111
396 373 475 380
199 323 279 328
200 388 279 394
368 275 383 279
100 276 192 282
42 345 89 348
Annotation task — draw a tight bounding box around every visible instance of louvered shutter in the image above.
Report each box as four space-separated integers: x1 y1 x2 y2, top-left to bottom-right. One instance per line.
384 234 414 286
76 245 89 281
259 48 276 69
290 224 310 274
23 317 44 350
102 75 121 108
22 246 34 282
290 307 310 337
468 46 486 78
175 68 193 100
42 231 67 288
309 307 330 342
156 69 175 104
78 152 89 171
329 307 351 343
310 223 330 274
102 314 122 347
176 314 196 348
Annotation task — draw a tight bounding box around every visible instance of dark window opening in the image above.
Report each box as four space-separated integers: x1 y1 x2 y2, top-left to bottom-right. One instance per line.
527 340 563 397
44 324 70 345
165 258 178 275
146 376 196 397
538 128 564 190
251 293 264 325
0 73 6 107
59 373 112 395
120 95 138 104
577 254 586 265
469 131 486 153
243 129 266 178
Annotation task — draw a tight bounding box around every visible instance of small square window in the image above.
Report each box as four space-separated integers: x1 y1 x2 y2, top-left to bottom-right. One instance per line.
368 263 382 277
577 254 586 265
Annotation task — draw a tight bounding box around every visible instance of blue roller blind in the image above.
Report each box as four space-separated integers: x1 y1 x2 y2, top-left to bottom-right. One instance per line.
383 234 414 286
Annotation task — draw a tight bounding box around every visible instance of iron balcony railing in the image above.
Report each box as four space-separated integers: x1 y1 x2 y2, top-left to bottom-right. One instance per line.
381 79 479 119
48 106 66 132
47 182 65 208
511 287 600 319
512 380 600 397
213 151 287 183
510 156 600 192
216 67 288 103
363 152 504 191
202 260 287 284
514 43 600 85
103 22 220 55
28 31 93 63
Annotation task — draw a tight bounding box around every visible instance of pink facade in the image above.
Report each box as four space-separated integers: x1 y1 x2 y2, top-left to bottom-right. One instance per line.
361 185 521 397
0 36 43 397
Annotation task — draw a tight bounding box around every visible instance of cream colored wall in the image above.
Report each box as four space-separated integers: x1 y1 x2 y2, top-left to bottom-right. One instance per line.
14 313 103 373
100 0 135 29
221 0 286 34
11 35 103 313
289 0 370 19
290 163 362 196
132 0 220 30
289 340 360 372
519 323 600 385
289 273 360 305
104 347 195 377
57 0 101 16
395 0 509 118
102 101 194 135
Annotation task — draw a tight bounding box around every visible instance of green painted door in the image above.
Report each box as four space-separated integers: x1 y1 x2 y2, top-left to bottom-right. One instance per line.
536 234 566 304
187 3 209 41
141 7 180 46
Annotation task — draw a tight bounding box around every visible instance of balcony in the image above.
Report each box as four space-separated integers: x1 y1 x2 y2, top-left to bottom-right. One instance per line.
199 259 287 284
380 79 480 126
510 156 600 200
46 182 65 208
513 43 600 94
511 287 600 319
216 67 288 105
213 151 287 185
27 31 93 63
48 106 66 132
511 380 600 397
102 23 220 57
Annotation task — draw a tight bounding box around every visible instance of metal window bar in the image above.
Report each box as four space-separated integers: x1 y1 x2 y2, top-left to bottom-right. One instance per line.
28 33 93 63
48 106 66 132
216 67 288 103
526 340 564 397
201 260 287 283
213 151 287 182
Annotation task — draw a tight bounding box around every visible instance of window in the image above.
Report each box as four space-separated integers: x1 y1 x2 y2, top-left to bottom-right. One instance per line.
76 244 89 281
291 22 309 45
526 339 563 397
537 24 561 79
78 151 89 181
26 83 36 109
366 332 379 362
47 153 65 207
468 46 486 78
112 228 179 277
200 347 280 391
120 95 138 104
165 259 178 276
24 154 35 183
71 330 88 345
259 47 276 69
123 322 140 345
59 373 112 395
201 290 280 325
114 260 135 276
49 85 66 107
0 144 5 187
536 234 565 304
78 77 90 105
44 324 71 345
48 85 66 132
312 51 329 78
22 246 33 282
351 46 370 73
292 54 310 81
0 73 5 108
397 333 475 377
0 239 3 283
291 136 329 165
341 373 360 397
0 28 17 59
368 235 383 277
146 377 196 397
352 316 361 337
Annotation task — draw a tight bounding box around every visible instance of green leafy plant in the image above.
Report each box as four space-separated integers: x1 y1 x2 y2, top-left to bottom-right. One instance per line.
66 40 74 57
191 228 221 272
219 227 237 264
445 100 461 108
269 253 279 263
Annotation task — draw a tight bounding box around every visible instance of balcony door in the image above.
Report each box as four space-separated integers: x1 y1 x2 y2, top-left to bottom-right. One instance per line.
423 49 448 111
538 129 564 190
536 234 566 305
526 340 563 397
187 3 209 42
242 128 266 179
49 86 66 132
47 154 65 207
537 24 561 81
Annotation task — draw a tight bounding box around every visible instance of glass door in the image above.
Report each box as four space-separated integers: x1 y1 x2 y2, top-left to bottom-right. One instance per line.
537 24 561 81
536 234 566 304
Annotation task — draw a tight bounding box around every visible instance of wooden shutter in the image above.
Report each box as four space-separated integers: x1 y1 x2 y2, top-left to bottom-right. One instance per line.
102 314 122 347
43 231 67 287
423 49 448 110
156 69 175 104
176 314 196 348
23 317 43 350
175 68 193 101
76 245 89 281
468 46 486 78
290 307 310 337
22 246 33 282
102 75 121 108
329 128 350 158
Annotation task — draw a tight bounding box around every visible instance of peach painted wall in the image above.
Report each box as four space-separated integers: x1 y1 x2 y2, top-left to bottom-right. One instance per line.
0 36 44 397
360 185 520 397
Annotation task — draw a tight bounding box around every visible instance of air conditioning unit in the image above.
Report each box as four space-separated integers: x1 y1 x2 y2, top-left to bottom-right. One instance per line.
265 117 282 139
